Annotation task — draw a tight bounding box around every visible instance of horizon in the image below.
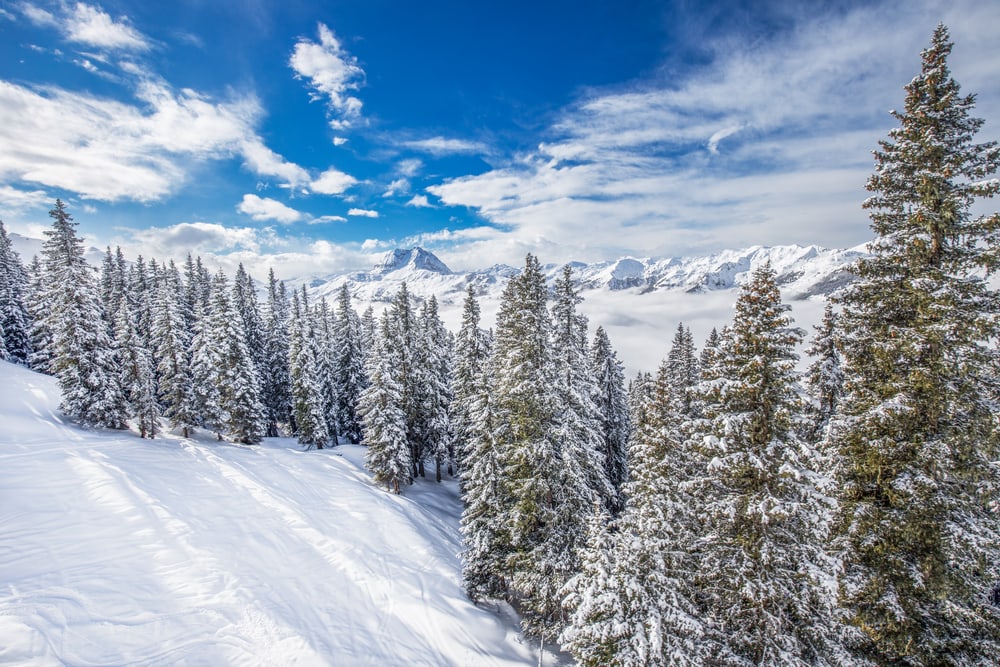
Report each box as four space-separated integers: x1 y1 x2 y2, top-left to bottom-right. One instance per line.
1 1 998 281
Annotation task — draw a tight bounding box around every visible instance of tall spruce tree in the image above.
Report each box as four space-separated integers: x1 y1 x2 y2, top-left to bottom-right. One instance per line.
452 285 491 472
804 303 844 443
360 314 411 493
0 220 32 364
115 300 160 439
288 290 330 448
153 273 196 437
589 326 629 513
261 269 292 436
39 200 126 428
416 295 454 481
332 283 365 443
831 25 1000 665
697 264 838 666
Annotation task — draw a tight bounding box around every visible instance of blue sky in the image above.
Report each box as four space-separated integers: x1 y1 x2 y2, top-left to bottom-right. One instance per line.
1 0 999 277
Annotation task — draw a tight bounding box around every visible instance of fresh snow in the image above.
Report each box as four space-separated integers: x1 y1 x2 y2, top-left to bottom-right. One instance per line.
0 360 543 666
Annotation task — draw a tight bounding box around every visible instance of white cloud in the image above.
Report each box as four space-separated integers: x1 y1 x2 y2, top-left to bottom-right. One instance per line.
289 23 364 130
20 4 58 28
403 136 487 156
0 184 49 211
382 178 410 197
21 2 149 51
309 215 348 225
310 167 358 195
332 136 348 146
405 194 432 208
237 194 303 223
129 222 263 256
396 158 423 177
0 75 310 201
348 208 379 218
64 3 149 51
73 57 98 72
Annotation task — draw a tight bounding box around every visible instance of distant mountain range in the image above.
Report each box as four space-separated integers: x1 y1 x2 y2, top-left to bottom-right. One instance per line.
298 244 866 312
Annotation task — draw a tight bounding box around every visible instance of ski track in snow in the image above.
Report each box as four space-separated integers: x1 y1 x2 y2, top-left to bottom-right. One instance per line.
0 361 542 666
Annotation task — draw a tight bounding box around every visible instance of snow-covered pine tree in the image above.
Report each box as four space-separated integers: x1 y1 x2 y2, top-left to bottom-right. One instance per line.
452 285 492 472
188 287 224 439
666 323 699 415
26 254 53 373
459 349 510 600
559 504 633 666
99 246 127 319
831 25 1000 665
385 283 421 476
206 270 265 444
39 200 126 428
549 264 613 524
804 302 843 443
697 263 838 666
360 314 411 493
153 272 197 438
625 370 653 443
589 326 629 513
699 327 722 380
359 304 376 363
314 296 340 443
0 220 33 364
333 283 366 444
416 295 454 481
261 269 292 437
288 290 330 448
490 254 566 637
114 299 160 439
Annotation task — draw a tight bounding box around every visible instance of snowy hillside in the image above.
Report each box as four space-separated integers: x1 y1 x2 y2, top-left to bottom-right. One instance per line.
0 361 541 666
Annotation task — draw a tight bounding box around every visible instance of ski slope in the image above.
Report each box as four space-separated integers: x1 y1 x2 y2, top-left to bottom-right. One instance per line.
0 361 540 666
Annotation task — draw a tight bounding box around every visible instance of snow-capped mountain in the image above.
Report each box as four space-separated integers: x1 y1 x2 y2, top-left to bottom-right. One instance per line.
301 243 864 309
295 243 864 374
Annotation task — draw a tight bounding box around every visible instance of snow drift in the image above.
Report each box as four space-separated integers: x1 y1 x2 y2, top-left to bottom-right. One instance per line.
0 361 538 666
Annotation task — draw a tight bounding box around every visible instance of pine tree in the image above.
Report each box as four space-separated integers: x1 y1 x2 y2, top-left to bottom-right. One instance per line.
332 283 366 443
209 270 265 444
416 295 454 481
831 25 1000 665
26 255 53 373
288 290 331 449
115 300 160 439
452 285 492 472
39 200 126 428
459 350 509 600
590 326 629 513
804 303 844 442
189 293 224 439
0 220 32 364
261 269 292 437
697 264 838 666
385 283 421 476
154 274 197 438
360 315 411 493
490 254 567 637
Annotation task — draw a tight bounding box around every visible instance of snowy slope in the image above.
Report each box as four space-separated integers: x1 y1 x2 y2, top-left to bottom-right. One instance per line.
0 361 540 666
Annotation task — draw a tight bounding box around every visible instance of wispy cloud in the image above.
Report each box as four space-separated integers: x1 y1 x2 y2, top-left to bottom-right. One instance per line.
129 221 264 256
21 2 150 52
403 136 487 156
309 215 348 225
289 23 364 131
237 194 303 223
348 207 379 218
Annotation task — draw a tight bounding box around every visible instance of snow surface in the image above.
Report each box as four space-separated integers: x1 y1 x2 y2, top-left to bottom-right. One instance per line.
0 361 544 666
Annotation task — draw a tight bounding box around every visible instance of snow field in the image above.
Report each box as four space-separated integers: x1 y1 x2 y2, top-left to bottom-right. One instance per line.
0 361 538 666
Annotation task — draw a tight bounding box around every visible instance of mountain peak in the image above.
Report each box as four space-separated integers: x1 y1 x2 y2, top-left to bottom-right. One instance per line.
373 247 452 276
